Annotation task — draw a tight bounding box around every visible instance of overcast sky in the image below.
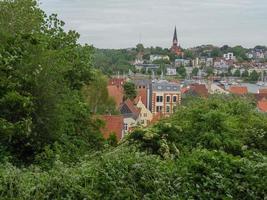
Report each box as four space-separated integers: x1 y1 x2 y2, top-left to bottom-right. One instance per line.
40 0 267 49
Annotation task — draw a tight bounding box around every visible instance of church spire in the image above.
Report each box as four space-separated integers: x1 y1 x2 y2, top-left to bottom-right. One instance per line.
173 26 178 46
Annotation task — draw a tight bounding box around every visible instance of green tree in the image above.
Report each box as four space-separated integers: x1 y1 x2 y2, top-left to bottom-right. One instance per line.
242 69 249 78
249 70 260 82
192 67 199 76
177 66 186 78
0 0 103 165
123 82 137 100
205 67 214 76
82 70 117 114
233 69 241 77
136 43 144 53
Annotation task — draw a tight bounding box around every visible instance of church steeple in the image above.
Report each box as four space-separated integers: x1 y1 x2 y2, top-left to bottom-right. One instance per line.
173 26 178 46
170 26 183 57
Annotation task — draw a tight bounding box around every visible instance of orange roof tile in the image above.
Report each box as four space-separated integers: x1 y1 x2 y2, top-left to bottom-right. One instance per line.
257 99 267 112
134 89 147 106
259 88 267 94
190 84 209 97
108 78 126 88
181 87 190 94
107 85 123 108
101 115 124 140
124 99 141 116
229 86 248 95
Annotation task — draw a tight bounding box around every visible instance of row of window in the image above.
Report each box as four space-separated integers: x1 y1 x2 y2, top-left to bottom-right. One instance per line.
140 113 147 117
156 105 176 113
156 95 178 103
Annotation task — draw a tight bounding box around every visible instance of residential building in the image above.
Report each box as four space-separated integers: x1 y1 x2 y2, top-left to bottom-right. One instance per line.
166 67 177 76
175 59 190 67
206 58 214 67
135 64 160 73
208 83 229 94
100 115 124 140
150 80 181 116
120 99 141 133
136 97 153 127
214 58 229 69
223 52 235 61
150 55 170 62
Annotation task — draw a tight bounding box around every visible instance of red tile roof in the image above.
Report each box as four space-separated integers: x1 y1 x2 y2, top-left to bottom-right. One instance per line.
134 89 147 106
124 99 141 116
181 87 190 94
228 86 248 95
257 99 267 112
255 93 267 101
107 85 123 108
108 78 126 88
259 88 267 94
101 115 124 140
190 84 209 97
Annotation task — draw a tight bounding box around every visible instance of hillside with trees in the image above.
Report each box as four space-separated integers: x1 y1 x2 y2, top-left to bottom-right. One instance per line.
0 1 266 199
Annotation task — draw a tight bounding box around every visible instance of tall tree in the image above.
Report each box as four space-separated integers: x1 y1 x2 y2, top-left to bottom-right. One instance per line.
0 0 103 165
123 82 137 100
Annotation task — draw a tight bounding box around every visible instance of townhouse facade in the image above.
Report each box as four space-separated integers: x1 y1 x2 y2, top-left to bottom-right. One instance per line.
150 80 181 116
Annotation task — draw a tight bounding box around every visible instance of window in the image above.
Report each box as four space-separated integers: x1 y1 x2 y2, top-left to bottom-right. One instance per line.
124 123 128 131
156 106 162 112
166 106 170 113
141 120 144 124
173 95 177 102
166 96 171 103
173 106 177 112
144 113 147 117
156 96 163 102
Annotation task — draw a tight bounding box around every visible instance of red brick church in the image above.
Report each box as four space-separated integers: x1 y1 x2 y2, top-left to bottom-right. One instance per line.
170 26 183 57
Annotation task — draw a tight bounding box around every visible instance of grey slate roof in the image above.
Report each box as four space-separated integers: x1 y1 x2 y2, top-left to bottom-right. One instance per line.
152 80 180 92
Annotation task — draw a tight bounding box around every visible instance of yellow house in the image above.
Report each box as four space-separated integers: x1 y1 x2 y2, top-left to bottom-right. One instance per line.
136 97 153 127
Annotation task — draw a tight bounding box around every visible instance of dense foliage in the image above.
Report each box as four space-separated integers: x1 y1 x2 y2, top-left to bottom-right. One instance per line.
0 96 266 199
0 0 104 165
94 48 135 75
123 82 137 100
0 1 266 199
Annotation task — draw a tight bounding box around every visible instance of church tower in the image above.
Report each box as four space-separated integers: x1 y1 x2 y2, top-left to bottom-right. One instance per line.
170 26 183 57
173 26 178 46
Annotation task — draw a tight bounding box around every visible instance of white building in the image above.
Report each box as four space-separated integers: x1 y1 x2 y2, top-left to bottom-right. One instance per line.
150 55 170 62
166 67 177 76
175 59 190 67
223 53 235 61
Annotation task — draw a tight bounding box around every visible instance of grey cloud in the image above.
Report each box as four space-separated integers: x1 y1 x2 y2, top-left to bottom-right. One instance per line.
40 0 267 48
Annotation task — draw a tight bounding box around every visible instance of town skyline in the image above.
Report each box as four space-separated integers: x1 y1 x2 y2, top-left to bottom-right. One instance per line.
40 0 267 49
